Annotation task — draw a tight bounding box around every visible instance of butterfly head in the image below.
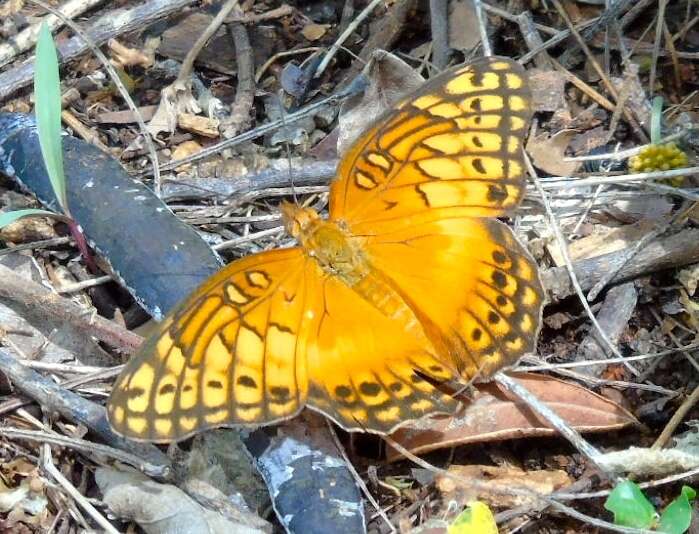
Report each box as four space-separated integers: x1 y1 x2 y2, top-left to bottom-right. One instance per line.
281 201 321 239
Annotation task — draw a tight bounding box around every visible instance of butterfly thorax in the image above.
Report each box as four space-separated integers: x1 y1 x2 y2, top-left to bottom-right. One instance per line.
281 201 367 283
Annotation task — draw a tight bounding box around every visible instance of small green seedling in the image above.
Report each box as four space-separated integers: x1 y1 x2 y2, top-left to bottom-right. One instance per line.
605 480 696 533
1 22 94 269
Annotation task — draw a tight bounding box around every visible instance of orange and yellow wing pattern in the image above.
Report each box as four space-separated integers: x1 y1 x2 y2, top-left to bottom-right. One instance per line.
362 213 543 381
330 56 531 233
108 249 312 442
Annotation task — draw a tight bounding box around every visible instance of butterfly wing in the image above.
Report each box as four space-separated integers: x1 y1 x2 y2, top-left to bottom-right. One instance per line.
107 248 313 442
303 271 459 434
330 56 531 233
329 56 542 382
362 214 544 380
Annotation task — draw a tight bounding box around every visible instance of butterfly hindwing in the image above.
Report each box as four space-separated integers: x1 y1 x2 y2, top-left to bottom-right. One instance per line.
303 271 459 433
330 56 531 233
107 249 312 441
362 213 544 380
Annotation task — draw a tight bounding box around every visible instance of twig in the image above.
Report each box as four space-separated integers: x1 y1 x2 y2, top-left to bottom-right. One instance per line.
651 381 699 450
472 0 491 57
176 0 240 87
0 0 105 69
28 0 163 197
494 374 610 478
315 0 384 78
429 0 450 69
0 348 170 474
540 165 699 190
57 274 113 294
649 0 668 95
0 0 195 101
516 11 554 69
149 82 362 174
213 227 284 251
327 422 396 533
525 153 625 361
42 445 121 534
221 14 255 138
1 427 165 477
0 263 142 352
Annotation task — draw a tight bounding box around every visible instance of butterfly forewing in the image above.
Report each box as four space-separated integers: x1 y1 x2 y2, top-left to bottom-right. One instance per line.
330 57 532 233
108 249 312 441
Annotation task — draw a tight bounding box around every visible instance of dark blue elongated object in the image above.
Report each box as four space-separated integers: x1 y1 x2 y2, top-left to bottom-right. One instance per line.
0 112 222 319
0 112 365 534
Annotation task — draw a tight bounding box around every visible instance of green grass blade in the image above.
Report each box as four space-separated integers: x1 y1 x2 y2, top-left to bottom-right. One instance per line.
34 22 68 212
650 96 663 145
0 208 68 229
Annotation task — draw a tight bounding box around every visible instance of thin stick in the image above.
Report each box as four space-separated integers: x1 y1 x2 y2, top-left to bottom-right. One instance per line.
42 445 121 534
473 0 491 56
326 422 396 533
2 427 164 477
315 0 384 78
430 0 450 69
525 154 626 361
494 373 608 476
652 383 699 450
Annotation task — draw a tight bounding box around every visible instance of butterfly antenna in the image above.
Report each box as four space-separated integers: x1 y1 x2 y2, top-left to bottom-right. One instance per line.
276 91 298 206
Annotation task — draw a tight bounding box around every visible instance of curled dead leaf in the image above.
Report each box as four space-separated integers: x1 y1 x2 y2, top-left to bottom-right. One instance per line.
387 373 636 462
526 130 581 176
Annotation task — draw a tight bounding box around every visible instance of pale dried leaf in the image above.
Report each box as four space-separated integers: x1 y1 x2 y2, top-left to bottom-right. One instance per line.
387 373 636 461
337 50 423 155
526 130 580 176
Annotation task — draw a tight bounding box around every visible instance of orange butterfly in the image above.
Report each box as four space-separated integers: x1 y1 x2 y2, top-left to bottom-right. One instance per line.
107 56 544 441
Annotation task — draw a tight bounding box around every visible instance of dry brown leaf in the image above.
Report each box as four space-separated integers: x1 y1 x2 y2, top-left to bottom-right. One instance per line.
526 130 580 176
528 69 567 112
387 373 636 462
337 50 423 155
108 39 155 69
436 464 571 508
448 0 481 50
301 23 329 41
0 0 23 17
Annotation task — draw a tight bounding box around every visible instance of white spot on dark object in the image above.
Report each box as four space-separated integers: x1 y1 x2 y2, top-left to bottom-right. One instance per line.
156 207 164 212
113 185 120 189
179 241 185 245
173 245 178 250
134 195 147 201
84 179 94 188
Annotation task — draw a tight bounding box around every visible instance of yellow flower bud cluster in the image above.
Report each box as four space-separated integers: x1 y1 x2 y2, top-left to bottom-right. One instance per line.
628 143 688 186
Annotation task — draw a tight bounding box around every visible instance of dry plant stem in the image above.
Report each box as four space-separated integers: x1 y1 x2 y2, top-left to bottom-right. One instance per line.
60 109 110 152
226 3 294 24
0 263 142 352
550 0 648 142
586 226 664 301
649 0 668 95
517 341 699 372
649 307 699 373
254 46 322 82
0 0 105 68
541 165 699 190
0 348 170 473
2 427 164 477
652 381 699 450
516 11 554 70
57 274 113 294
222 18 255 138
384 436 649 534
429 0 450 69
494 373 609 477
175 0 240 86
326 422 396 533
0 0 195 102
0 236 72 256
42 445 121 534
152 87 360 174
28 0 163 196
472 0 492 57
525 155 625 361
315 0 384 78
482 3 558 35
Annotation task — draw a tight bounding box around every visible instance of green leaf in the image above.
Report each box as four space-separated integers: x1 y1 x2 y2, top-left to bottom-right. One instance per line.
650 96 664 145
658 486 696 534
604 480 657 529
0 209 67 230
34 21 68 212
448 502 498 534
